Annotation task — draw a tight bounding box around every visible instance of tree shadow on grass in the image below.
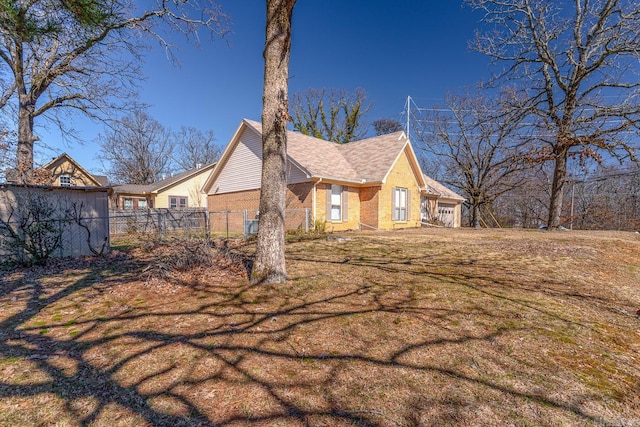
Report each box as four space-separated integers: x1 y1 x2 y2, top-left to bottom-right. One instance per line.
0 239 635 426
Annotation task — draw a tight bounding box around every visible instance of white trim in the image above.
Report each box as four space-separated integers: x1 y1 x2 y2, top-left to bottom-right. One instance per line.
59 174 71 187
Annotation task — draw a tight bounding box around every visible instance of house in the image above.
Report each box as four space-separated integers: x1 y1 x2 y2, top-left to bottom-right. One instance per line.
111 162 216 210
41 153 109 187
202 119 464 231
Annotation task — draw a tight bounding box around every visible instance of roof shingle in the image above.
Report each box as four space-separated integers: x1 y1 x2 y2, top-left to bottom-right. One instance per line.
243 119 408 184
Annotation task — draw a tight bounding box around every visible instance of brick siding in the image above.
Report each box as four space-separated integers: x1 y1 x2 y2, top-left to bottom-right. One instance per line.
208 183 314 234
359 186 380 230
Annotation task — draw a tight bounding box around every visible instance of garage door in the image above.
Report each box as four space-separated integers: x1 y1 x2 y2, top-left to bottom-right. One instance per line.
437 203 456 227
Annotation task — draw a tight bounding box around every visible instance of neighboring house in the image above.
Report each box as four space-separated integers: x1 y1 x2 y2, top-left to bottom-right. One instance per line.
202 119 464 231
41 153 109 187
111 162 216 210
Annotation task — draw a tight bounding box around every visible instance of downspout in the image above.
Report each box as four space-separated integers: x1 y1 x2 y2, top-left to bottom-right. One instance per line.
312 178 323 230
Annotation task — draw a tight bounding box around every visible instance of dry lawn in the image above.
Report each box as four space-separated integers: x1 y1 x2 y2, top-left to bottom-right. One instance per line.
0 228 639 426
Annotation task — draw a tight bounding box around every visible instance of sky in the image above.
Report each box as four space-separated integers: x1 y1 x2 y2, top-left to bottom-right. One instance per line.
34 0 492 176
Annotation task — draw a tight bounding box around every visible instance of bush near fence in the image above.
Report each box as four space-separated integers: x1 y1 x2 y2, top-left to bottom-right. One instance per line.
109 208 208 237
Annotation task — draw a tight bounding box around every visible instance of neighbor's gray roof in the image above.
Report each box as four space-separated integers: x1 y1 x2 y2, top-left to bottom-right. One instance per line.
112 183 153 194
93 175 109 186
113 162 216 194
243 119 407 184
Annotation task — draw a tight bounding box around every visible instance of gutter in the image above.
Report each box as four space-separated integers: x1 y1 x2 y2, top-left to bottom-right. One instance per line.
311 175 368 186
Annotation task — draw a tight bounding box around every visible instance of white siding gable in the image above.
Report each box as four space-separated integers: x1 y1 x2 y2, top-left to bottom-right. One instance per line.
210 126 310 194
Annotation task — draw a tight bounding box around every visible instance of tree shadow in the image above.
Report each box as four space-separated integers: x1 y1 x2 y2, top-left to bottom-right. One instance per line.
0 237 636 426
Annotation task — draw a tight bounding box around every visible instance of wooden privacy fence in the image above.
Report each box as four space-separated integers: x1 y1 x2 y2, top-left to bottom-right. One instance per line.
109 208 208 237
0 184 110 263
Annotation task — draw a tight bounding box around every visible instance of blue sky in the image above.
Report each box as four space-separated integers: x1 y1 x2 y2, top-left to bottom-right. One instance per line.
37 1 491 175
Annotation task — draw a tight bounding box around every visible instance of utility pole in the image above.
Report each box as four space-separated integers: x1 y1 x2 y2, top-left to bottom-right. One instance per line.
406 96 411 140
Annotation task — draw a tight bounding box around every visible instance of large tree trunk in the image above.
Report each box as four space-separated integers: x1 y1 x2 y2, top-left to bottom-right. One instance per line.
251 0 296 285
13 39 35 184
547 145 569 229
16 94 35 184
470 197 481 228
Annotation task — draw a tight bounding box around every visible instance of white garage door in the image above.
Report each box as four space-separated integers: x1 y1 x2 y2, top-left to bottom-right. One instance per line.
437 203 456 227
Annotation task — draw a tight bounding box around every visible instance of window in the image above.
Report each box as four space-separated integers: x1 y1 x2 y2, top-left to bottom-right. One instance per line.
137 199 147 209
59 175 71 187
169 196 188 209
331 185 342 221
123 198 133 210
326 185 347 222
392 187 410 221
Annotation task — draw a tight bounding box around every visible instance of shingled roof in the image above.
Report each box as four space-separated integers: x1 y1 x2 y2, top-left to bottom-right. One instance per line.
114 162 216 194
242 119 416 185
422 174 465 201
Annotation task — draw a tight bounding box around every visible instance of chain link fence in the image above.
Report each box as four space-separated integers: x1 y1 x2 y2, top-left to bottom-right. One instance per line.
2 197 313 265
209 208 313 238
109 208 209 238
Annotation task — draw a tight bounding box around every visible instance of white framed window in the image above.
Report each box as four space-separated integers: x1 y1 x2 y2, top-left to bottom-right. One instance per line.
170 196 188 209
392 187 410 222
138 199 147 209
331 185 342 221
59 175 71 187
326 184 348 222
123 198 133 210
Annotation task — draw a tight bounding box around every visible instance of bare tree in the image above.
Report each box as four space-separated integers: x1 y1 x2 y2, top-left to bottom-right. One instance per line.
0 0 229 183
491 165 552 228
416 91 530 228
291 87 371 143
172 126 220 171
467 0 640 229
252 0 296 285
0 128 14 180
569 164 640 230
373 118 404 136
98 111 173 184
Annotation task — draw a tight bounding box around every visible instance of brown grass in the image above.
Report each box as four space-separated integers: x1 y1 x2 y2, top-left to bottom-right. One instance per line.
0 229 639 426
